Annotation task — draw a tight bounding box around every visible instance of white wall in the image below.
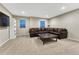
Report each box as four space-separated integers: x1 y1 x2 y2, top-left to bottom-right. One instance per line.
0 4 14 46
30 18 48 28
49 9 79 41
15 17 30 36
0 28 9 46
0 4 15 40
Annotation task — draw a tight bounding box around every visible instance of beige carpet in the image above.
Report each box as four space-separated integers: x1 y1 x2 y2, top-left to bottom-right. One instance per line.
0 36 79 55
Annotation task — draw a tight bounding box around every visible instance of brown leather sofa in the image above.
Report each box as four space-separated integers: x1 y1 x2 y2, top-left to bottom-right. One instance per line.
29 28 68 39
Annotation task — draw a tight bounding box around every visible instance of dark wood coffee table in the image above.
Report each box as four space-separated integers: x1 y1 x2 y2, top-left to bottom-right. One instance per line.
38 33 58 44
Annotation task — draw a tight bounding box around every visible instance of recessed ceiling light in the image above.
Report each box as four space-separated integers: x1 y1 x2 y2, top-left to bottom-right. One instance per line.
61 6 66 10
21 11 25 14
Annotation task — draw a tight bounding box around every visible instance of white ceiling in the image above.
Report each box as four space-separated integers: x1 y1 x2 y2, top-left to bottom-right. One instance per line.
2 3 79 18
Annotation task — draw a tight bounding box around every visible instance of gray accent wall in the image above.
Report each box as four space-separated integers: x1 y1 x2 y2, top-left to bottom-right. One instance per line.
49 9 79 41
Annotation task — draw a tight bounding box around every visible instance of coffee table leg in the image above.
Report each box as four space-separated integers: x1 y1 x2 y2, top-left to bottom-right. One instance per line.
43 42 44 45
43 39 45 45
41 38 45 45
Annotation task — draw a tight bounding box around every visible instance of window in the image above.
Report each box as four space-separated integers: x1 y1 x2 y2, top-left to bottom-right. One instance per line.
19 20 26 28
40 21 45 28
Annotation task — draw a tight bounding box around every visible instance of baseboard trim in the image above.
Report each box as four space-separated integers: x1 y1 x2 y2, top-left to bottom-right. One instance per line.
0 39 9 47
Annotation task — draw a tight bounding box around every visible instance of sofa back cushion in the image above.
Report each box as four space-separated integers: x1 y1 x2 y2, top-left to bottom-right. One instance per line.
53 28 58 32
29 28 67 34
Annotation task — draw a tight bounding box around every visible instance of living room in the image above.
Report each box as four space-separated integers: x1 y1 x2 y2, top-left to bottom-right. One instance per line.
0 3 79 55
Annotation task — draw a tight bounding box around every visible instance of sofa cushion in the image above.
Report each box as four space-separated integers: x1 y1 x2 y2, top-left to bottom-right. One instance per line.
53 28 58 32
